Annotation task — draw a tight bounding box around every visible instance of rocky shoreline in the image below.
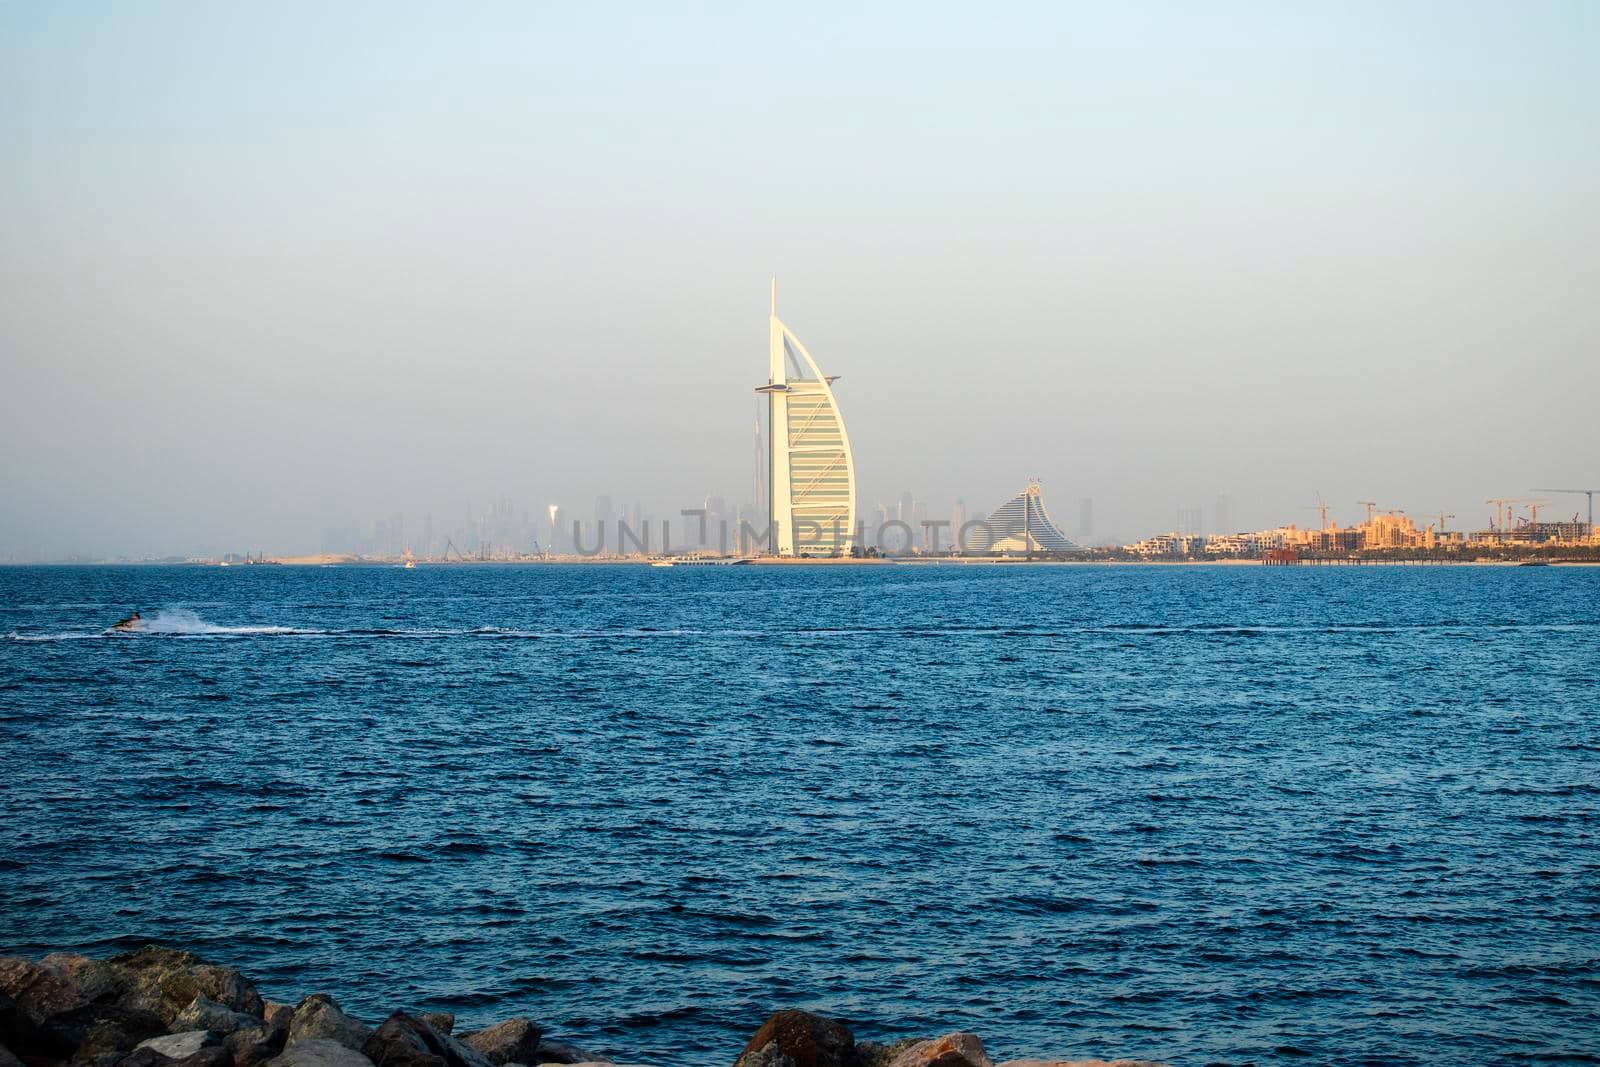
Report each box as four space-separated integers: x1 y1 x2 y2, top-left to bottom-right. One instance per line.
0 947 1162 1067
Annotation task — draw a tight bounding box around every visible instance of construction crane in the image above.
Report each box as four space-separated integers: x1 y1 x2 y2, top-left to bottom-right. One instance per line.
1487 497 1547 532
1431 512 1455 533
1358 500 1378 524
1304 494 1332 531
1534 488 1599 527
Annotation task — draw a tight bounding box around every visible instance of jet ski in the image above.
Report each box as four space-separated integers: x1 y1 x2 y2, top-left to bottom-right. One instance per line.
112 611 142 631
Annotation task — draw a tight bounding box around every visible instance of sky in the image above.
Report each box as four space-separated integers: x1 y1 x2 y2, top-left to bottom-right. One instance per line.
2 1 1597 557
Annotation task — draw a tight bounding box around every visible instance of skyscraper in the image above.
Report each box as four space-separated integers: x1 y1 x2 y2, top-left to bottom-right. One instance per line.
1215 492 1235 536
756 280 856 555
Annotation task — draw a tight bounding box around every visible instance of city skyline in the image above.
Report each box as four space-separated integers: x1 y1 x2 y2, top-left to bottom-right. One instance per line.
3 5 1597 559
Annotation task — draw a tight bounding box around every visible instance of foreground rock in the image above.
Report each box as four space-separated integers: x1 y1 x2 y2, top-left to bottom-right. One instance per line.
288 997 371 1052
459 1019 541 1067
854 1040 926 1067
532 1039 609 1065
136 1030 220 1059
363 1011 493 1067
175 997 260 1037
732 1011 853 1067
269 1038 376 1067
886 1033 991 1067
107 947 264 1026
996 1060 1168 1067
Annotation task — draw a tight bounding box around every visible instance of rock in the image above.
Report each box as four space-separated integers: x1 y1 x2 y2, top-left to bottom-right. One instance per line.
268 1039 376 1067
362 1013 446 1067
103 948 263 1026
0 989 47 1057
137 1031 220 1060
64 1005 170 1065
288 997 371 1052
0 1042 23 1067
121 1047 233 1067
364 1012 496 1067
0 960 166 1061
227 1024 290 1067
732 1011 852 1067
995 1061 1168 1067
533 1040 609 1065
417 1016 454 1038
0 957 89 1023
40 954 96 983
264 1004 295 1029
176 996 260 1036
854 1041 925 1067
885 1034 991 1067
461 1020 542 1067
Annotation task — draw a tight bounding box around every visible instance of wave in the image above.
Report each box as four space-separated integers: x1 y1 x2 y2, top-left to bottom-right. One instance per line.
113 608 318 636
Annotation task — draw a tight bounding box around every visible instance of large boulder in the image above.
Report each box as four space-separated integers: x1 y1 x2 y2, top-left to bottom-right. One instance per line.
361 1014 445 1067
364 1013 494 1067
885 1034 991 1067
417 1017 454 1039
0 1043 23 1067
854 1041 925 1067
733 1011 852 1067
108 948 264 1025
62 1004 169 1065
288 997 371 1052
0 959 167 1061
176 997 260 1036
120 1046 233 1067
0 957 88 1023
533 1040 609 1065
460 1020 542 1067
137 1031 222 1060
995 1061 1168 1067
264 1004 296 1030
268 1039 375 1067
227 1023 290 1067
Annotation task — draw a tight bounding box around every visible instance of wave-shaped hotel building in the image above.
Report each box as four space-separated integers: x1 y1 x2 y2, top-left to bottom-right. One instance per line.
979 482 1080 554
757 281 856 555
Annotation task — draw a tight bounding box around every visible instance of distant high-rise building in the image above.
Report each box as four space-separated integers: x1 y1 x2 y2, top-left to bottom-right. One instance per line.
1215 492 1235 536
1177 506 1204 536
952 498 967 553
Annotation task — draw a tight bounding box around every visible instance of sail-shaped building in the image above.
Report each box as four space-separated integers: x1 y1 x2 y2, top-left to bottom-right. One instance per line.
756 281 856 555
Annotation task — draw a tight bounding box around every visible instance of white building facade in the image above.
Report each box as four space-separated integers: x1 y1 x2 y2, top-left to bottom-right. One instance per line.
757 281 856 555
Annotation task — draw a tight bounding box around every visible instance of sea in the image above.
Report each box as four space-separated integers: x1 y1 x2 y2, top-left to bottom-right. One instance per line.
1 563 1597 1066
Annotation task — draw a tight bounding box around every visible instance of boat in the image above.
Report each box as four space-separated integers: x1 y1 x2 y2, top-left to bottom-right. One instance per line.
650 560 674 568
111 611 142 632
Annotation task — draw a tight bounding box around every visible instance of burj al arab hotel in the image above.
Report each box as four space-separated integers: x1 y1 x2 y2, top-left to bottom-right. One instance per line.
756 281 856 555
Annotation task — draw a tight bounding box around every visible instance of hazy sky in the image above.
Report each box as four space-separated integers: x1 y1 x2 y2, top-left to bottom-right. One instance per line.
2 2 1596 557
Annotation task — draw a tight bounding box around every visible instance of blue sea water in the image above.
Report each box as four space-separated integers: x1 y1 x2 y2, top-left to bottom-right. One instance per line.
1 563 1597 1066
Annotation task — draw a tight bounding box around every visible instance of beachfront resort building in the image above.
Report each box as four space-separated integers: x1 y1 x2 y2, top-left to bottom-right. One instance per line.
977 482 1081 554
756 281 856 555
